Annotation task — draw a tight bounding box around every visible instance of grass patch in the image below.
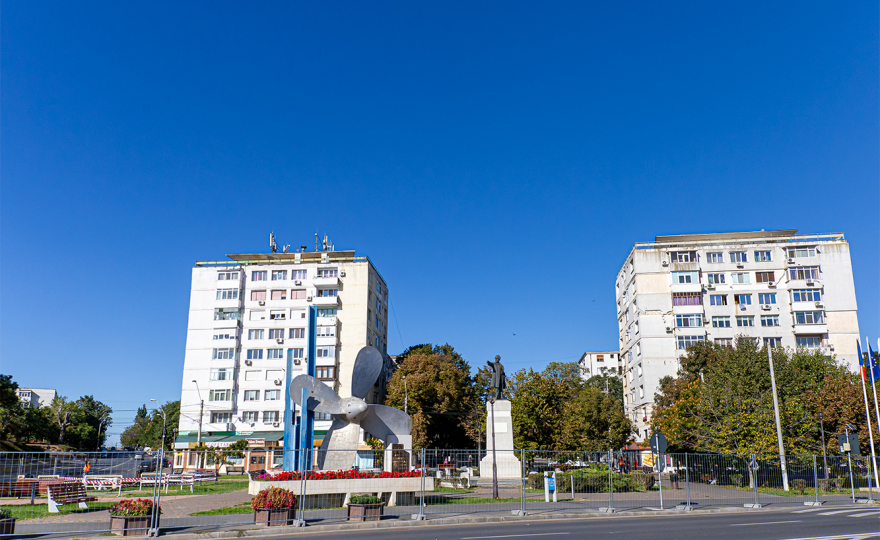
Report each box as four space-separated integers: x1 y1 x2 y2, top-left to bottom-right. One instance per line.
190 502 253 516
433 486 475 493
4 502 115 520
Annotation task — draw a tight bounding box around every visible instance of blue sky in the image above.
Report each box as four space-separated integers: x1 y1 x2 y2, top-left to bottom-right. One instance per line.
2 1 877 445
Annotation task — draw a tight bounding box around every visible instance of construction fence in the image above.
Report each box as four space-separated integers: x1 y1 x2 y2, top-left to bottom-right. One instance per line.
0 448 876 537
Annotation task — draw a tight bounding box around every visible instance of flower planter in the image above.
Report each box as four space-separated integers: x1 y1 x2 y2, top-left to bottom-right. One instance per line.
253 508 296 526
0 517 16 538
109 514 157 536
347 502 384 522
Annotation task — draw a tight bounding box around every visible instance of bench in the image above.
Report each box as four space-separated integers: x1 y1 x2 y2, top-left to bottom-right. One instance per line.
47 483 96 513
84 474 123 495
183 469 218 483
226 466 245 475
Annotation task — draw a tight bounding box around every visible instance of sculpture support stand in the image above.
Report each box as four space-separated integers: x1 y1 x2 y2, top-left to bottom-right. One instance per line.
480 400 521 479
491 399 498 499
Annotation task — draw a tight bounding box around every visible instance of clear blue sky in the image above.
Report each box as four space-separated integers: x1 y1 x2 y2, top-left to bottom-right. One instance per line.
2 2 877 445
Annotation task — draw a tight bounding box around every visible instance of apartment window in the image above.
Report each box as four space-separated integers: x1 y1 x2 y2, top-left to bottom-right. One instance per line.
248 329 264 340
211 412 232 423
316 326 334 337
671 251 696 262
289 328 305 339
250 456 266 465
264 390 280 400
675 314 703 327
376 299 381 311
736 316 754 327
672 292 702 306
676 335 706 349
267 329 283 340
287 348 304 360
754 251 772 262
795 311 824 325
734 294 751 305
788 247 816 258
272 270 287 281
764 337 783 348
247 349 263 360
243 390 259 401
269 310 286 320
267 348 284 359
730 272 750 284
218 271 239 280
292 309 306 319
209 389 231 402
213 330 236 340
250 310 266 321
707 252 724 263
707 273 725 284
709 295 727 306
317 268 338 278
729 251 747 263
672 271 698 284
317 345 336 358
712 316 731 328
761 315 780 327
317 289 338 297
216 288 239 300
317 308 337 317
789 266 820 280
212 348 235 360
210 368 232 381
291 270 307 280
214 308 240 321
263 411 279 423
797 336 822 349
252 271 267 281
755 272 775 283
271 290 287 300
377 283 383 295
242 411 258 423
792 289 821 302
244 370 261 381
251 290 267 301
316 366 336 380
715 338 733 347
290 289 306 299
758 293 777 304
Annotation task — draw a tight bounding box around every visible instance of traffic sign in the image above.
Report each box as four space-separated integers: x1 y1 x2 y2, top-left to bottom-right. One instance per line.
650 432 668 455
548 477 556 491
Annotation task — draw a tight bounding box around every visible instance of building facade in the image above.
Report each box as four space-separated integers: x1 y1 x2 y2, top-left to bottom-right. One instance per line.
17 388 57 408
578 351 623 379
174 247 390 470
616 230 860 441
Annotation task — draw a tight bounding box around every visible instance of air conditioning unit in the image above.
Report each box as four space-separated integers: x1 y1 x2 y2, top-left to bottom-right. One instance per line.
273 378 282 385
276 338 284 344
273 422 280 427
761 304 771 311
258 300 265 306
815 301 824 308
806 281 815 286
661 261 668 267
339 270 346 277
736 263 744 269
787 258 795 264
295 280 302 285
294 359 301 365
307 296 313 302
707 283 715 290
244 360 252 366
739 304 747 311
768 283 776 288
665 326 672 332
829 345 835 351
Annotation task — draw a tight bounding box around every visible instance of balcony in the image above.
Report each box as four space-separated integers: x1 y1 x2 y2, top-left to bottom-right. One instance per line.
793 324 828 335
313 276 340 288
313 295 340 307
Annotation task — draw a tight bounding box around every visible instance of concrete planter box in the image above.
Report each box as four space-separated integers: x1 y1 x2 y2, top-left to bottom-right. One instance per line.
0 517 16 538
249 477 431 507
109 514 156 536
348 502 384 521
253 508 296 526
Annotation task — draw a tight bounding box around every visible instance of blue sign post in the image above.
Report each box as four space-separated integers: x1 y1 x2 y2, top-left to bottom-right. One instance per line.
282 305 318 471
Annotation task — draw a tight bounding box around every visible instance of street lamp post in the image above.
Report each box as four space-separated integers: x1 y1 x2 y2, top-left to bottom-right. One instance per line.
192 381 205 468
819 412 828 479
767 346 790 491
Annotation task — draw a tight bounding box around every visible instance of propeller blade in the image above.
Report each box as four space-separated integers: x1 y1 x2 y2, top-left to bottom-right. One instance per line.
350 346 383 399
289 374 342 413
361 405 412 440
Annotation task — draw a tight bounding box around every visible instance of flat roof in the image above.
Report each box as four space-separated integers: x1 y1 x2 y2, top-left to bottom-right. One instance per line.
654 229 798 244
225 250 356 262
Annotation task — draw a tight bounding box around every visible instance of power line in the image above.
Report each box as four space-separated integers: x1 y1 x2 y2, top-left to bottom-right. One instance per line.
389 298 405 351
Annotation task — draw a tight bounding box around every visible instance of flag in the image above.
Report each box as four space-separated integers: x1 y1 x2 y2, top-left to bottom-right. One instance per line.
869 339 880 384
858 340 867 382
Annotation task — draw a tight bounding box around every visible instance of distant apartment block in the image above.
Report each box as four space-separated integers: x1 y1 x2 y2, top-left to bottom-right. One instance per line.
578 351 623 379
174 243 390 470
17 388 57 408
616 230 860 441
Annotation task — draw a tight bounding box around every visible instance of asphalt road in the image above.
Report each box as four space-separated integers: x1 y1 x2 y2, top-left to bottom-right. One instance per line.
271 506 880 540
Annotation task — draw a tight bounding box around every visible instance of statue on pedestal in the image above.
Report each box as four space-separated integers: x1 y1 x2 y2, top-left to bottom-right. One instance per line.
486 355 506 402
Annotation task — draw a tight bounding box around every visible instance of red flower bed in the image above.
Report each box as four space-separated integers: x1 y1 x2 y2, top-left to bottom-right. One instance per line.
253 469 424 482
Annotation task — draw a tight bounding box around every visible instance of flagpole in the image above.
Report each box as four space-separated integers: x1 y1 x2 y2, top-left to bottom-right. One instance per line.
869 337 880 489
856 339 878 489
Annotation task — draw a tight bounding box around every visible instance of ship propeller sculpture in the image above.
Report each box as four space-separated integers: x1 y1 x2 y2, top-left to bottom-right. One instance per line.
289 346 412 470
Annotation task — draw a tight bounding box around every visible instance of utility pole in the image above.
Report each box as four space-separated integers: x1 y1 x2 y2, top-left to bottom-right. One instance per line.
819 411 828 479
767 346 790 491
192 380 204 468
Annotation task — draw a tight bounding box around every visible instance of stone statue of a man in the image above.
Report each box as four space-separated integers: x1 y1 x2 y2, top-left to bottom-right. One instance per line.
486 355 506 402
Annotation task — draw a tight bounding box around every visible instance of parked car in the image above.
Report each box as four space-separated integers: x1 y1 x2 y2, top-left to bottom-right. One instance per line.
136 460 156 475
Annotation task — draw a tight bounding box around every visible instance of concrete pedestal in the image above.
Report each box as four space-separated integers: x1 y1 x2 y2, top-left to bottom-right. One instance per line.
479 400 521 478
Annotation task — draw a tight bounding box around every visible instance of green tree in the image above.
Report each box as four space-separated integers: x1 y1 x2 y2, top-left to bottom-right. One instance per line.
559 387 634 450
0 375 26 441
584 367 624 403
64 396 113 450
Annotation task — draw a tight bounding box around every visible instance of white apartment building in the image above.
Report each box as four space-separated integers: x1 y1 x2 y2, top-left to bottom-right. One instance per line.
17 388 57 408
174 246 390 470
616 230 860 441
578 351 623 379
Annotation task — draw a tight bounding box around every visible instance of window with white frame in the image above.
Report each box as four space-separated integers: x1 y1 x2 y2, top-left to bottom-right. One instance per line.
712 316 730 328
251 290 267 301
270 290 286 300
289 328 305 339
214 308 240 321
263 411 279 423
761 315 780 327
317 289 338 297
218 271 239 280
715 338 733 347
210 368 232 381
216 288 239 300
676 335 706 349
733 294 751 305
796 336 822 349
764 337 783 348
758 293 776 304
317 308 337 317
707 252 724 263
792 289 822 302
317 345 335 358
290 289 306 299
672 271 697 284
317 268 338 278
316 326 334 337
248 329 264 340
243 390 259 401
729 251 747 263
211 412 232 423
267 348 283 359
291 270 307 280
264 390 280 400
252 271 267 281
242 411 258 423
754 251 772 262
212 348 234 360
709 294 727 306
209 389 231 401
272 270 287 281
250 310 266 321
795 311 824 324
213 330 237 340
671 251 696 262
736 316 754 327
287 348 304 360
247 349 263 360
673 292 702 305
675 314 702 327
707 273 725 284
269 310 286 320
787 247 816 258
244 371 261 381
789 266 819 280
730 272 750 284
268 329 284 339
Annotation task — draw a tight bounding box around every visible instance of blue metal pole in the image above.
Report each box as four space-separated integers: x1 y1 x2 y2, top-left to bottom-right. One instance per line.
282 349 295 471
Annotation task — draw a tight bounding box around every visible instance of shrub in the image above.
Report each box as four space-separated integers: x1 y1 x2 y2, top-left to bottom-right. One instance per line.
109 499 160 516
629 471 654 491
729 474 743 487
251 487 297 511
0 507 12 519
349 494 381 504
791 479 807 495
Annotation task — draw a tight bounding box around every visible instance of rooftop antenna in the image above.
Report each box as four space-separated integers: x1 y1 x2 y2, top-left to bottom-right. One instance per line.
282 244 290 253
322 234 328 252
269 232 278 253
300 245 307 253
315 232 319 252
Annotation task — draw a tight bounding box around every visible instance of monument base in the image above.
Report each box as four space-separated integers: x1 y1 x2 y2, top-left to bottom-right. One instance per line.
481 400 521 478
480 452 522 479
